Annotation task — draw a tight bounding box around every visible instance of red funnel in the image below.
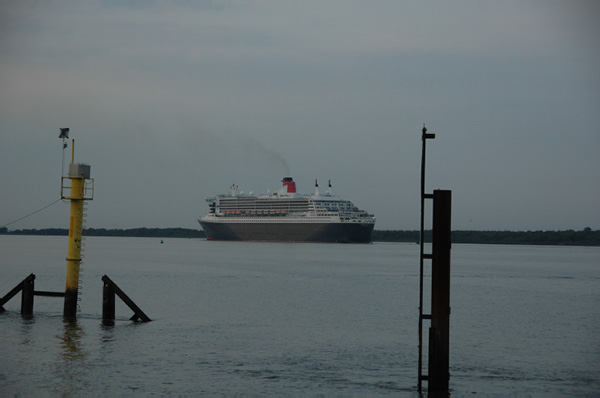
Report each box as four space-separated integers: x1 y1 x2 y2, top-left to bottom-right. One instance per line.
282 177 296 193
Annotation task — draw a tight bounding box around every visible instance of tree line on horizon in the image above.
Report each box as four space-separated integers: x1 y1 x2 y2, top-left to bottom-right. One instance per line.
1 226 599 246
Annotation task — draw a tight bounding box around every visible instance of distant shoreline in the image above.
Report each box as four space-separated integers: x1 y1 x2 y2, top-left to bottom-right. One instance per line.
1 227 598 246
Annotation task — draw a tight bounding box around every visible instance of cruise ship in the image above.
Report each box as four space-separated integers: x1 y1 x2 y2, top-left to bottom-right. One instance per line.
198 177 375 243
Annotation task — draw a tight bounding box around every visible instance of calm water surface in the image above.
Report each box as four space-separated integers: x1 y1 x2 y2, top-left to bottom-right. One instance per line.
1 236 599 395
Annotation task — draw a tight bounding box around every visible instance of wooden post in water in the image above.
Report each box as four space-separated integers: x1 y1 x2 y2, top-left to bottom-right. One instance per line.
101 275 151 323
102 279 116 324
428 189 452 392
21 276 35 316
1 274 35 313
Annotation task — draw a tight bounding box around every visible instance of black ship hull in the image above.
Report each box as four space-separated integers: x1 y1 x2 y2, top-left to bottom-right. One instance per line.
199 220 374 243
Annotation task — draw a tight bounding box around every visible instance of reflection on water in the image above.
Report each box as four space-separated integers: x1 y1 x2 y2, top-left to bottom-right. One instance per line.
19 316 35 347
100 323 115 343
99 322 116 360
58 320 87 361
51 320 90 394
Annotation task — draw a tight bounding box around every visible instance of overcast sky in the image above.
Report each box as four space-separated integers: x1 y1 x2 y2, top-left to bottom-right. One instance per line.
1 1 599 231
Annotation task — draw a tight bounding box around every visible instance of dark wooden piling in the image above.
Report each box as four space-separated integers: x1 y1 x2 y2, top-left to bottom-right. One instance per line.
2 273 149 323
20 275 35 316
428 189 452 392
101 275 150 322
102 279 116 324
1 274 65 316
1 274 35 312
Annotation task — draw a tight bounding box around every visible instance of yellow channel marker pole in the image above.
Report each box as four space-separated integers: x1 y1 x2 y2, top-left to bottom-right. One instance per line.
62 139 92 319
63 176 84 318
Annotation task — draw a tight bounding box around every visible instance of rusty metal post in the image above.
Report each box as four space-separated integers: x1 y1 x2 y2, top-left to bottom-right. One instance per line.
21 276 35 316
428 189 452 392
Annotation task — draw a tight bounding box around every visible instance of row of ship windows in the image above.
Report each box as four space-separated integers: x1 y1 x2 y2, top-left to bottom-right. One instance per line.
217 201 312 210
218 205 312 211
318 205 355 211
215 207 358 213
215 200 357 212
218 200 310 206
